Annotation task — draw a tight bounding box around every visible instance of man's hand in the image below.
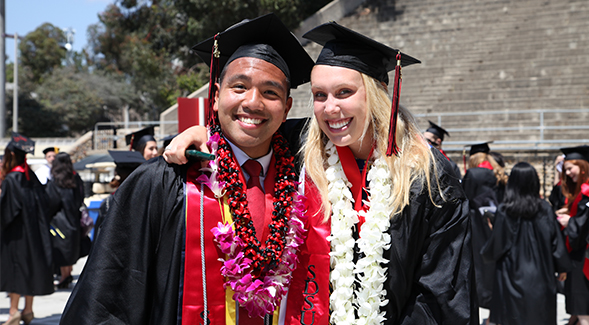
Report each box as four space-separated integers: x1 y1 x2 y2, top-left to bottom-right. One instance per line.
163 125 209 165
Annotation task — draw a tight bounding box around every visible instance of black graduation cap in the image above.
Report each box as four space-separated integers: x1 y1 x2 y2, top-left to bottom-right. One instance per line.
561 145 589 162
468 142 492 156
426 121 449 141
192 13 314 89
108 150 146 168
302 21 421 85
43 147 59 155
125 126 156 151
162 134 178 149
303 21 420 156
7 132 35 154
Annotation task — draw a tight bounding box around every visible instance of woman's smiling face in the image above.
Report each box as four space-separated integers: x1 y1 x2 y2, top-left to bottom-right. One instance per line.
311 65 371 158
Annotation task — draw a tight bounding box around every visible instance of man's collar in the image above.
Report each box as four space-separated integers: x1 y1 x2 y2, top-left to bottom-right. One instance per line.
225 138 273 177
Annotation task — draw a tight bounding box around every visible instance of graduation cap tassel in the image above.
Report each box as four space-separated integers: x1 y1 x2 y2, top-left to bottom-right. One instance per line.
386 52 402 156
129 135 134 152
462 147 467 175
207 34 221 127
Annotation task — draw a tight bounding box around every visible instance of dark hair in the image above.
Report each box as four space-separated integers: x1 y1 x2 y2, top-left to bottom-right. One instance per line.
51 152 77 189
1 148 26 179
489 151 505 168
503 162 541 219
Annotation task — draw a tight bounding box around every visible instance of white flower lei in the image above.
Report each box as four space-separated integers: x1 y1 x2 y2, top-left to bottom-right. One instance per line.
325 141 392 325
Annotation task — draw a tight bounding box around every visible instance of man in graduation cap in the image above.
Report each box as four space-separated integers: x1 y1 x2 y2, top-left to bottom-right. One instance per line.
35 147 59 185
1 132 54 324
424 120 462 178
125 126 159 161
61 13 314 325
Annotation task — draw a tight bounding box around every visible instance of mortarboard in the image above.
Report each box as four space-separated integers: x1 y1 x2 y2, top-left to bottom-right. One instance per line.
7 132 35 154
43 147 59 155
192 13 315 126
561 145 589 162
302 22 420 85
125 126 156 151
108 150 146 168
468 142 492 156
303 21 421 156
426 121 449 141
162 134 178 149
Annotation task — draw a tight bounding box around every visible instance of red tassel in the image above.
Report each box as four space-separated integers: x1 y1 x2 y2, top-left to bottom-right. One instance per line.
207 34 221 127
462 147 467 174
386 52 402 156
129 135 134 151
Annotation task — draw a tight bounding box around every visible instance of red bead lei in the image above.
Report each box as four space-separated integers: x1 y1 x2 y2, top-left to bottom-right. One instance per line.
210 124 297 277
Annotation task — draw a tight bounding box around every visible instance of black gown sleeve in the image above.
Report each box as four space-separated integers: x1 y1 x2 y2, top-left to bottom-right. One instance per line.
60 158 188 325
45 180 63 219
564 195 589 251
480 205 516 263
0 176 22 227
394 152 477 324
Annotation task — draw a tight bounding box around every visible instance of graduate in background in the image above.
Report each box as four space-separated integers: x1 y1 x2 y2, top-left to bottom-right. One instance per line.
462 142 505 312
1 132 53 325
125 126 158 161
482 162 571 325
45 152 85 290
60 13 314 324
424 120 462 178
35 147 58 185
556 145 589 325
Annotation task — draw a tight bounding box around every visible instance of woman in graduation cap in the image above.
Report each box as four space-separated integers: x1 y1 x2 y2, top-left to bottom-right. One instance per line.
555 145 589 325
166 22 476 325
283 21 476 325
45 152 85 290
125 126 159 161
1 132 54 325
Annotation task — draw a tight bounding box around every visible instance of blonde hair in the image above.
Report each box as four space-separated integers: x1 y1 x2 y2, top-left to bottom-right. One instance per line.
303 72 439 221
468 152 508 185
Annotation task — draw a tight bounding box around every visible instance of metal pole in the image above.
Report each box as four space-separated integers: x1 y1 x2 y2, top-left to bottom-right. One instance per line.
12 31 17 132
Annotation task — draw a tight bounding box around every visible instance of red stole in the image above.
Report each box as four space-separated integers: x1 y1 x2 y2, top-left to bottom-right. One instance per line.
10 163 30 180
285 147 370 324
439 149 450 161
285 179 331 325
182 155 278 324
565 182 589 280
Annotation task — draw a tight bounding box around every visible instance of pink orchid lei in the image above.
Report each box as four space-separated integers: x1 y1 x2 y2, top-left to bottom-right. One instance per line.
202 132 308 318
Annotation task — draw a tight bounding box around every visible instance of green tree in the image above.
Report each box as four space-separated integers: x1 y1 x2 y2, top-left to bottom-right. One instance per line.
35 66 139 135
19 23 67 84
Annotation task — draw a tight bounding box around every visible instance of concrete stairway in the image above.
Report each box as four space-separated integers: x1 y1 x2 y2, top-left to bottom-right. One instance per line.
288 0 589 153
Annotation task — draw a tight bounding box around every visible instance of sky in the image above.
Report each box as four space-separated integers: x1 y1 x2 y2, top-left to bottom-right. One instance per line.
5 0 114 62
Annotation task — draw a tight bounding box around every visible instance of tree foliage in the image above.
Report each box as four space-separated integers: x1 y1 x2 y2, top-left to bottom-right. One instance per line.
34 67 139 135
19 23 67 83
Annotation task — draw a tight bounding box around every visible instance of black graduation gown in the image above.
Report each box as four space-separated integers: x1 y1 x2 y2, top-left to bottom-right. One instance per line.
60 158 186 324
549 184 566 211
481 201 572 325
0 170 54 296
562 193 589 315
462 167 500 308
381 150 477 324
46 174 84 266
